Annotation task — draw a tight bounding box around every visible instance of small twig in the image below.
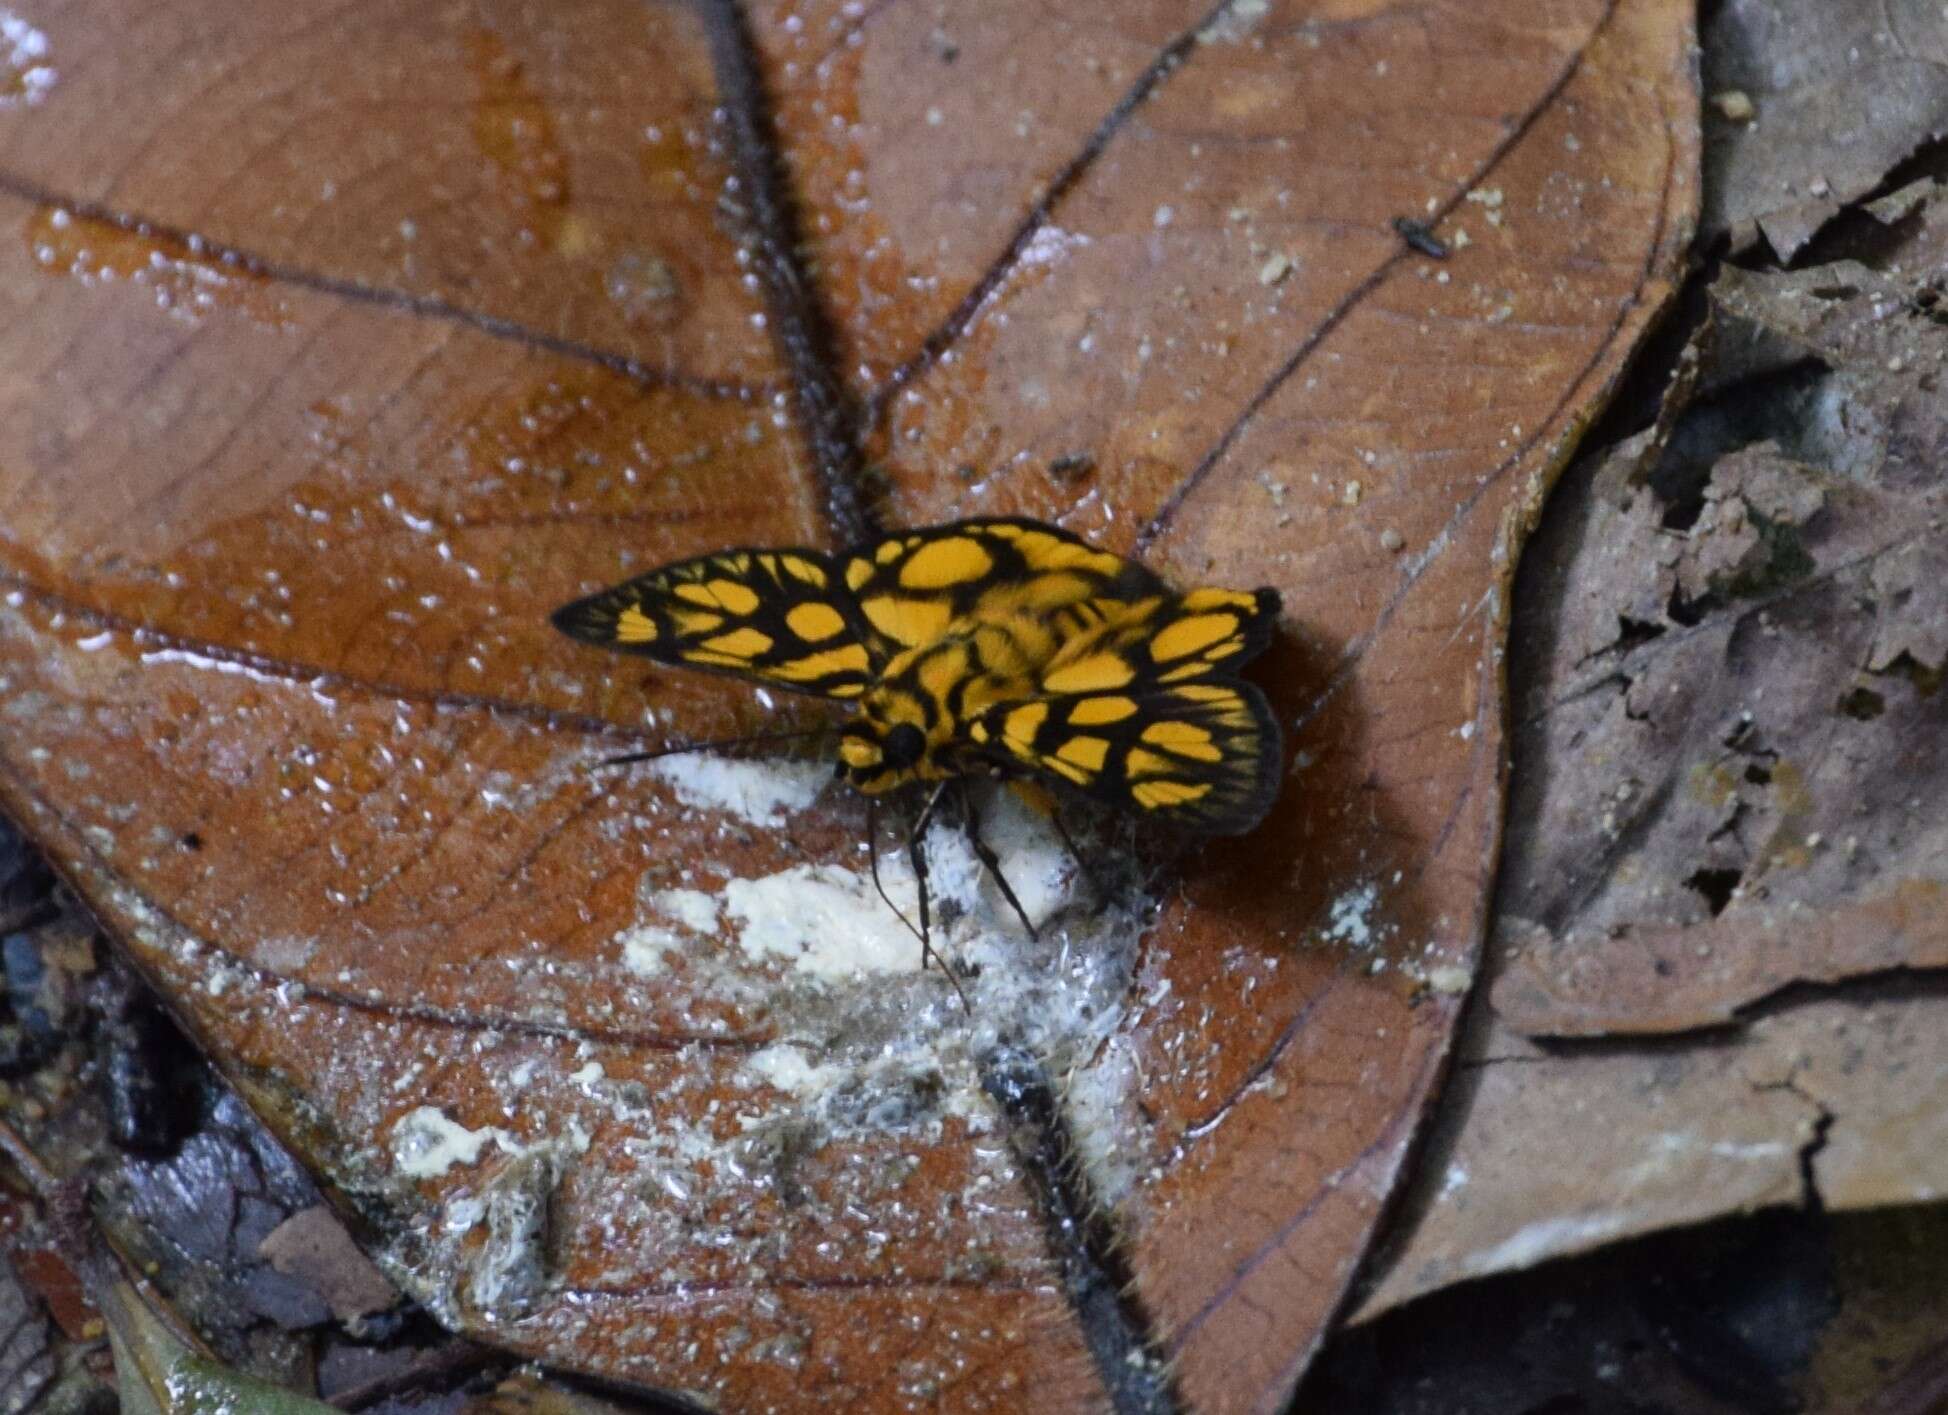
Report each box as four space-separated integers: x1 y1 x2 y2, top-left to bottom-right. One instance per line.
0 1116 58 1196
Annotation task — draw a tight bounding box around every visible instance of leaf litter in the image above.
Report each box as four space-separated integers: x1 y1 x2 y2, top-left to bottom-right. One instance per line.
1357 180 1948 1320
1701 0 1948 259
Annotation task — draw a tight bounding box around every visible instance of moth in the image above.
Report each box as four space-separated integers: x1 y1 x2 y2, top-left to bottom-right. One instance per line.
553 518 1283 980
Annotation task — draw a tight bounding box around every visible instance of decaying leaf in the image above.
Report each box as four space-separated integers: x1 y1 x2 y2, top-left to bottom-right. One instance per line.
1495 258 1948 1038
1356 200 1948 1319
0 0 1698 1406
256 1205 398 1326
1701 0 1948 259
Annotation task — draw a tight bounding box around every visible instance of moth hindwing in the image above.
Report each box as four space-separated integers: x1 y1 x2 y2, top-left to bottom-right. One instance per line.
969 587 1284 835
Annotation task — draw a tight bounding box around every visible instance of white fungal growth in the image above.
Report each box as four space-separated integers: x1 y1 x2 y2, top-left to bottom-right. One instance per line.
607 758 1157 1198
643 752 828 825
726 862 923 978
390 1106 520 1179
650 886 720 934
1325 881 1382 949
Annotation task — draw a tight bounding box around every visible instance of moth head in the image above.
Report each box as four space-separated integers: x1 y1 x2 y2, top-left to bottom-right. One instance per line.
837 697 931 793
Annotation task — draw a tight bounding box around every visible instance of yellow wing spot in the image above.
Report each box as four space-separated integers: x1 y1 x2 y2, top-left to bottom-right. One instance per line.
1055 735 1109 772
1016 531 1127 579
1186 588 1259 612
669 608 724 636
786 601 848 642
768 644 872 681
970 720 991 743
899 536 995 589
1134 779 1214 809
1159 661 1217 682
1043 756 1090 786
917 643 971 708
1151 613 1238 662
706 579 762 615
673 583 719 607
782 555 827 587
875 538 904 564
1170 684 1239 704
1042 653 1136 695
840 737 881 768
862 594 953 649
702 627 773 658
845 557 874 590
1125 747 1171 779
830 682 865 698
1069 695 1138 725
957 674 1018 720
1004 701 1049 748
1141 720 1223 762
985 523 1023 539
680 650 751 669
614 606 657 643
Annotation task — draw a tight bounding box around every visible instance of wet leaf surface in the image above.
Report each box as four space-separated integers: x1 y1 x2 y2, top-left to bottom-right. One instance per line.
1356 196 1948 1320
0 1 1698 1407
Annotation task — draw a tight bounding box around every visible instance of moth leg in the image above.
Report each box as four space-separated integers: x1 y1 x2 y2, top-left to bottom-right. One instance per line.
907 783 969 1010
1047 804 1106 901
958 780 1038 942
867 797 925 961
907 781 951 971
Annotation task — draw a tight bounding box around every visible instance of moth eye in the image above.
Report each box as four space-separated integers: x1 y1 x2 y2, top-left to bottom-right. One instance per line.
882 723 927 769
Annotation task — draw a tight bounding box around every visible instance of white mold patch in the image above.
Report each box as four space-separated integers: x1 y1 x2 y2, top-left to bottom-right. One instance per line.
743 1042 845 1098
252 933 318 972
615 923 681 977
607 759 1158 1201
1325 880 1382 949
724 863 924 978
650 886 719 934
643 752 828 825
615 885 724 977
390 1106 521 1179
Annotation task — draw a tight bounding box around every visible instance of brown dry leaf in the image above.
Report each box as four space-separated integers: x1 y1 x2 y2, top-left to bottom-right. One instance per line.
1701 0 1948 259
1356 229 1948 1319
0 1 1696 1408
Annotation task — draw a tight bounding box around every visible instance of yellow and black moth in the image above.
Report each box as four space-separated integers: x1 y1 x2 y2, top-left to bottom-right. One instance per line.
553 518 1283 973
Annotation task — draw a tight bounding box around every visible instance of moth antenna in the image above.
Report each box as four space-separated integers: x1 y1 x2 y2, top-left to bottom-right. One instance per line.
598 725 831 768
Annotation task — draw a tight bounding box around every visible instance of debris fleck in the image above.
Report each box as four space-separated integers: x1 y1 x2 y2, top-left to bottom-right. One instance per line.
1391 216 1450 259
1711 89 1755 122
